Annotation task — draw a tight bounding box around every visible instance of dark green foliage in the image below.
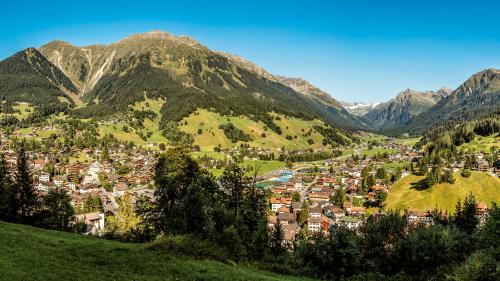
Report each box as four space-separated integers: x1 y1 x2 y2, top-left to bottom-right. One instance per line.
359 212 407 274
0 154 16 221
0 48 76 113
39 187 75 230
395 224 469 276
453 193 479 235
452 250 498 281
270 220 286 256
474 203 500 259
461 168 472 178
150 150 269 261
81 194 103 213
13 144 38 223
162 121 194 146
219 123 252 143
387 69 500 136
148 234 230 261
313 125 352 146
295 225 361 279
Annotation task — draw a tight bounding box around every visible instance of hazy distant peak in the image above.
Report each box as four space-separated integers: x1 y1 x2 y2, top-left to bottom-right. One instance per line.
119 30 203 47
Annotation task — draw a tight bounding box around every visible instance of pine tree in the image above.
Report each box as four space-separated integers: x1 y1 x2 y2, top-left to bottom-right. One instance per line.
0 153 15 221
14 144 38 223
41 187 75 230
270 219 286 256
453 193 478 235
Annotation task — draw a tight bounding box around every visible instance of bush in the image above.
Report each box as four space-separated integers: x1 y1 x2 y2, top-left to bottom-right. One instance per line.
148 235 230 261
461 169 472 178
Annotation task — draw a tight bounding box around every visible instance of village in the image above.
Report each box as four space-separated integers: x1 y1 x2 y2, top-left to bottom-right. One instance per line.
0 126 498 238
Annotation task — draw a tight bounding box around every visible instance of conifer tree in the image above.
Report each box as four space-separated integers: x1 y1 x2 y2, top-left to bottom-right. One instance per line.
0 153 15 221
14 144 38 223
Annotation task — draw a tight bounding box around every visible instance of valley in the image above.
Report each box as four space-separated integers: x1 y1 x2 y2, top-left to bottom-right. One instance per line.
0 30 498 281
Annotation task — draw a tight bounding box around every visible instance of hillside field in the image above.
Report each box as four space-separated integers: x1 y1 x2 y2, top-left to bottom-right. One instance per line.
0 221 312 281
385 172 500 213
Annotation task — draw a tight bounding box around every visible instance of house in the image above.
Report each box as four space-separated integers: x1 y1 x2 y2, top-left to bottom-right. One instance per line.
478 160 490 172
53 176 63 187
309 207 322 218
350 207 366 216
34 159 45 170
75 212 105 235
308 216 322 232
39 173 50 183
476 202 488 217
89 161 101 174
113 182 129 197
270 197 292 212
308 192 330 202
407 210 420 223
277 212 296 225
325 206 345 221
337 216 361 229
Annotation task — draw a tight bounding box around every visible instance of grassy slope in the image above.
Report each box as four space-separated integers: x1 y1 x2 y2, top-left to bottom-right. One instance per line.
179 109 326 151
0 221 311 281
459 134 499 153
0 102 34 120
386 172 500 213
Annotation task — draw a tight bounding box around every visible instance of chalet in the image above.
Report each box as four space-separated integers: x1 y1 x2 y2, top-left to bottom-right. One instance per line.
33 159 45 170
89 161 101 174
477 160 490 172
53 176 63 187
75 212 105 235
113 182 129 197
277 212 296 225
308 216 322 233
79 184 99 194
337 216 361 229
278 206 290 213
308 192 330 202
270 197 292 212
39 173 50 183
476 202 488 217
309 207 322 218
350 207 366 216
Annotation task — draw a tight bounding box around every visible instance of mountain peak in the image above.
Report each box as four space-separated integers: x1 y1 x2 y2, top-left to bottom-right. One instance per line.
119 30 202 47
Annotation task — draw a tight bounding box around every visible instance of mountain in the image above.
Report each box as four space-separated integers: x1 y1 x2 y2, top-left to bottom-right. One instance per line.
388 69 500 135
33 30 367 133
341 101 380 116
0 48 78 109
363 88 451 130
219 53 369 130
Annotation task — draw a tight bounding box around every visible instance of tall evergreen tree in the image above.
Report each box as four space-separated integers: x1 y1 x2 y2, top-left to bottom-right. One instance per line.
270 219 286 256
0 153 15 221
40 187 75 230
14 144 38 223
453 193 478 235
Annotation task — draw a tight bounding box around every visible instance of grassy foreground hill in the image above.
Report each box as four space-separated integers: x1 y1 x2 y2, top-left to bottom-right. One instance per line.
0 221 311 281
385 172 500 213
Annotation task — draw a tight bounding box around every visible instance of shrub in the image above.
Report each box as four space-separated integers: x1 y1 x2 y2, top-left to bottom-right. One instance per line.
148 235 230 261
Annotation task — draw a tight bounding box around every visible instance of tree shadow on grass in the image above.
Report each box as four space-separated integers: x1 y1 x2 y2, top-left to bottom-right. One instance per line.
409 179 430 191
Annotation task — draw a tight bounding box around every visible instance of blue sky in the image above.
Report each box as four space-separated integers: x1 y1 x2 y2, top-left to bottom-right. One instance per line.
1 0 499 102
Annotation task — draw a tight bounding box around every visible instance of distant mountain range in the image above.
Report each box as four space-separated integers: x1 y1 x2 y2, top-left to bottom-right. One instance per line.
341 101 380 116
389 68 500 135
0 30 498 138
0 30 368 135
362 87 452 130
